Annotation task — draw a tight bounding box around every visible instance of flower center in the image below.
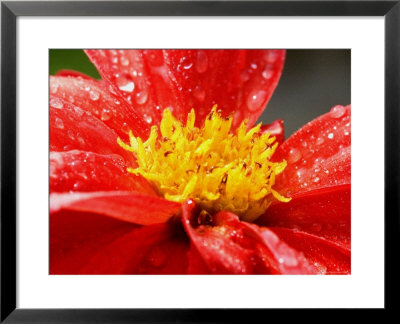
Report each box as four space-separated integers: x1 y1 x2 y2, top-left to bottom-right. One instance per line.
118 106 290 222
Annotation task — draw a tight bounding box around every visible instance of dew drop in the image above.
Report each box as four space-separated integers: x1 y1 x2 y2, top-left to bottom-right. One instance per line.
262 69 273 80
344 130 350 136
316 137 324 145
196 50 208 73
55 117 64 129
89 90 100 101
330 105 346 119
246 90 267 112
250 63 258 69
101 108 112 121
117 76 135 93
288 148 301 164
193 85 206 102
183 62 193 70
144 114 153 124
240 71 250 82
328 133 334 139
73 181 84 190
136 90 148 105
313 176 320 183
50 97 63 109
120 56 130 66
266 51 278 63
296 168 306 178
121 122 130 134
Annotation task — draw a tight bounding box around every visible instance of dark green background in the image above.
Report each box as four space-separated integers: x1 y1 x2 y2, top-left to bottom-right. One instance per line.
50 49 350 136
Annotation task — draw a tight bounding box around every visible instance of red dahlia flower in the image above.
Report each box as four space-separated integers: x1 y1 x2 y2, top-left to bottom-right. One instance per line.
50 50 350 275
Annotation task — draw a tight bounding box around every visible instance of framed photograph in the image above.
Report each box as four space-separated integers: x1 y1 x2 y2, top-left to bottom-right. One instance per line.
1 0 398 321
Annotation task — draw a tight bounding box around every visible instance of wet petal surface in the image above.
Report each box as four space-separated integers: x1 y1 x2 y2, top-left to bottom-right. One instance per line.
85 49 285 128
182 200 317 274
50 150 154 194
273 105 351 196
50 191 180 225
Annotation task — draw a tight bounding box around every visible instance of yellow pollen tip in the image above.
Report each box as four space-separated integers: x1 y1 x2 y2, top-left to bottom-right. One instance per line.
118 107 290 222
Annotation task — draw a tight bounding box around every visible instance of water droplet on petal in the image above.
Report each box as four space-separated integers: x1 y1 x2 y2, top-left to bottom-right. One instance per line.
196 50 208 73
328 133 334 139
296 168 306 178
101 108 112 121
121 122 130 134
117 75 135 93
288 148 301 164
330 105 346 118
240 71 250 82
136 91 148 105
73 181 84 190
144 114 152 124
247 90 267 112
55 117 64 129
120 56 130 66
316 137 324 145
262 69 273 80
50 97 63 109
250 63 258 69
193 85 206 102
89 90 100 101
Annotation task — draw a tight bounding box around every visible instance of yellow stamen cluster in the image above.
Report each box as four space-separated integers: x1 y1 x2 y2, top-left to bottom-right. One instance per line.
118 106 290 222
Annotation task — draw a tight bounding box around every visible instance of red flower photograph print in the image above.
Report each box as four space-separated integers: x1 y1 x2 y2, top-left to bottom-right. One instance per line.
50 50 351 275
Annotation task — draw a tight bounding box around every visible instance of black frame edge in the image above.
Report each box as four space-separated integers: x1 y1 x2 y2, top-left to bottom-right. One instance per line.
1 2 17 322
384 0 400 313
1 0 398 322
3 1 399 16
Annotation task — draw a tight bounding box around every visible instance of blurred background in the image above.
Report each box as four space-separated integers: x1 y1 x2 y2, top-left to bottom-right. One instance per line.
50 49 350 136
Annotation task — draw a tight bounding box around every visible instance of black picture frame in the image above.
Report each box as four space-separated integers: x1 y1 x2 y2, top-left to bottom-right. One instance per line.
1 0 399 322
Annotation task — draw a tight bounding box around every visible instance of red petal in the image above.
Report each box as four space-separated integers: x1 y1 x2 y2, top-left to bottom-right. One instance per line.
85 50 285 128
186 244 211 274
50 96 133 162
269 228 350 274
258 184 351 249
50 210 138 274
50 150 155 195
50 76 150 139
273 105 351 196
260 119 285 145
50 191 180 225
182 200 317 274
79 221 189 274
55 69 95 80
